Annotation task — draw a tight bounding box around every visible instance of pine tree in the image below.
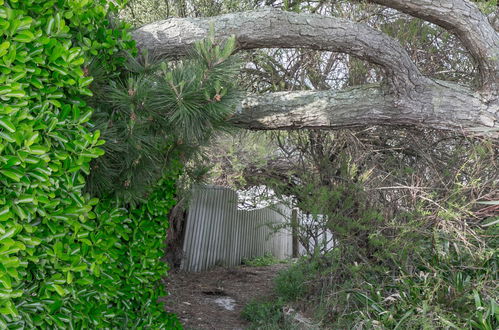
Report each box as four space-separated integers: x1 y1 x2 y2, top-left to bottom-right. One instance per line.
85 35 241 203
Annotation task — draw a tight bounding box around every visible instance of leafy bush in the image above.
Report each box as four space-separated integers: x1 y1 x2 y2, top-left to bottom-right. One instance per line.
85 169 182 328
0 0 113 326
0 0 184 327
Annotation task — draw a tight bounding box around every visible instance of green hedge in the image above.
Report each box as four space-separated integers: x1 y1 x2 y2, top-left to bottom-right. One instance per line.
79 169 182 328
0 0 181 327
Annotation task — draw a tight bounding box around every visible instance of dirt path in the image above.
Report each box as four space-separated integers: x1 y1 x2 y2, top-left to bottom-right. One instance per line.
160 263 288 329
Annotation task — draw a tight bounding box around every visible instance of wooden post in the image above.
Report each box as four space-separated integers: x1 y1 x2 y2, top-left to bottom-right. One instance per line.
291 209 299 258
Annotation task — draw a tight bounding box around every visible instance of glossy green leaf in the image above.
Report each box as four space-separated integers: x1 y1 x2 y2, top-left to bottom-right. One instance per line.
0 169 21 182
0 118 15 133
13 30 35 43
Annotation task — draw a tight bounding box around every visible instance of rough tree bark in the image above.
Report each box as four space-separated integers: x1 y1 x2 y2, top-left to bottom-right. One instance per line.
132 0 499 136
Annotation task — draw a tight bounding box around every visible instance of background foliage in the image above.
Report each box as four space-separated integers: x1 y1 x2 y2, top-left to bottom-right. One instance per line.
241 129 498 329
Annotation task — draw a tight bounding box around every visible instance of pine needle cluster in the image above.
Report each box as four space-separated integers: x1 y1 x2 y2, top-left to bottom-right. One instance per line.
85 35 241 203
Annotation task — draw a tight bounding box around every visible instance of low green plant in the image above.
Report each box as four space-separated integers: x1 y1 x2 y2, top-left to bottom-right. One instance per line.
264 224 498 329
274 261 314 302
242 299 284 325
242 299 292 329
469 290 499 330
242 253 283 267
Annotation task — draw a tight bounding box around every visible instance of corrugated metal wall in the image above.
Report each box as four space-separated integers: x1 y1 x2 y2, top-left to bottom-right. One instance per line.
181 185 293 272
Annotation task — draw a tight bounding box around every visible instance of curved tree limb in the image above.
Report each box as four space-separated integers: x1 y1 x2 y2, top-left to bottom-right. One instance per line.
133 8 425 94
370 0 499 92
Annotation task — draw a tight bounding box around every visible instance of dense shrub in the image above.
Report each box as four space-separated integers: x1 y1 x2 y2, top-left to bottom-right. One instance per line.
85 168 182 328
0 0 109 326
243 131 498 329
0 0 184 327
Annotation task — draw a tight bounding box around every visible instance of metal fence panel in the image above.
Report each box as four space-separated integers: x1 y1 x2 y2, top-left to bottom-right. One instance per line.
180 185 293 272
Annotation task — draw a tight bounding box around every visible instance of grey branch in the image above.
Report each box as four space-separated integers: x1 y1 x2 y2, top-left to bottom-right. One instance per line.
370 0 499 92
132 3 499 135
133 8 425 93
231 83 497 135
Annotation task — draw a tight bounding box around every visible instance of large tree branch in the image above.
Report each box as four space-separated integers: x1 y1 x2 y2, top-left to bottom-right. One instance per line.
370 0 499 92
133 8 425 93
132 6 499 134
231 83 498 136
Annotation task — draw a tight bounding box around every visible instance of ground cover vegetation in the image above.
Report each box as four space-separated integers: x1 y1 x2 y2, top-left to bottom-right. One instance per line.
0 0 239 328
123 0 499 328
242 253 288 267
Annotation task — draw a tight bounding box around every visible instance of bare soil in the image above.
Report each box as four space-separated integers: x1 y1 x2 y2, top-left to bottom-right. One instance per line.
160 263 288 330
